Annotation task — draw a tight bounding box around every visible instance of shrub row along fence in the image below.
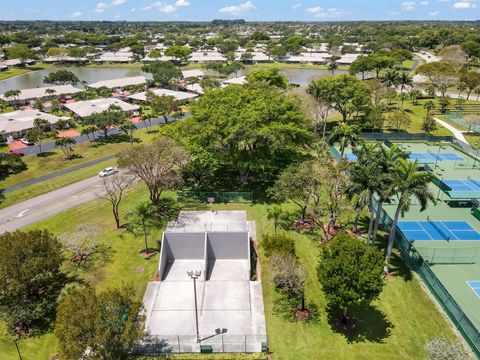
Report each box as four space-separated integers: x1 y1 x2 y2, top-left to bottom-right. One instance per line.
371 197 480 358
178 192 254 203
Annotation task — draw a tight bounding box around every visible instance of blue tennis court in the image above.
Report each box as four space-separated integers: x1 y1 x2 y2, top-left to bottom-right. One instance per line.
408 152 463 162
344 153 357 161
443 179 480 192
398 220 480 241
466 281 480 298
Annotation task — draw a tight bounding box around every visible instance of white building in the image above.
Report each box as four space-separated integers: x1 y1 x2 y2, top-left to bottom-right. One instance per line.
64 98 140 119
128 89 198 103
189 51 227 63
0 110 62 141
0 85 83 105
181 69 204 79
88 76 147 90
95 48 135 63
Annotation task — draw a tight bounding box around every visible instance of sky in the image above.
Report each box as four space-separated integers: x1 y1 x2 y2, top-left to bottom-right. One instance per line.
0 0 478 21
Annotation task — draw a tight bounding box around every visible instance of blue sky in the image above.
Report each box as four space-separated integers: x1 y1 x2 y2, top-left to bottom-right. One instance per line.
0 0 478 21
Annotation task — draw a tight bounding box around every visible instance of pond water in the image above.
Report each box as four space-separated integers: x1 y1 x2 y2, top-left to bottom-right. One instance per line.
0 66 363 93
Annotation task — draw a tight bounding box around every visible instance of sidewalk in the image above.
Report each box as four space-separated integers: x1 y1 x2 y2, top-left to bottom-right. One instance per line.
433 117 469 144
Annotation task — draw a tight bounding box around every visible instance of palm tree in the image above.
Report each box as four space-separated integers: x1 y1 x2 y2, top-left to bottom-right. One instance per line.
267 206 283 241
4 89 21 102
382 69 399 88
397 73 413 109
55 136 76 159
437 83 448 99
371 144 407 242
423 100 435 115
456 82 467 99
45 88 56 97
347 143 382 243
384 159 435 274
425 84 436 98
475 87 480 101
126 202 158 255
328 123 360 158
409 89 421 105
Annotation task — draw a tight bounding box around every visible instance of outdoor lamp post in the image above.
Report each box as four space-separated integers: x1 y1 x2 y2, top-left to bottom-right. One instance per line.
187 270 202 343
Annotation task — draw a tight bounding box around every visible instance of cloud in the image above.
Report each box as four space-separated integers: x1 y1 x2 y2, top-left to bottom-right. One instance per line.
292 3 302 9
175 0 190 7
401 1 416 10
219 1 256 15
94 0 126 13
429 10 440 14
453 1 476 8
71 11 82 17
143 0 189 12
420 1 429 4
306 6 344 17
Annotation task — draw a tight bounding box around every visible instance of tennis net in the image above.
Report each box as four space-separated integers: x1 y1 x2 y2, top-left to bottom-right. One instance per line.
468 176 480 189
427 216 451 241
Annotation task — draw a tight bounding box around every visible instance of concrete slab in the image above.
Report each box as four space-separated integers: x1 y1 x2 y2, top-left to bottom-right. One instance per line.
162 260 205 281
167 211 247 232
207 260 249 281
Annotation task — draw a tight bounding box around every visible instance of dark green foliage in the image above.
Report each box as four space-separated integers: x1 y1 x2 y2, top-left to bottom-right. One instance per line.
0 153 26 176
163 85 311 191
262 234 295 257
0 230 67 332
55 286 144 360
143 61 182 88
43 70 80 85
317 232 384 315
246 68 288 89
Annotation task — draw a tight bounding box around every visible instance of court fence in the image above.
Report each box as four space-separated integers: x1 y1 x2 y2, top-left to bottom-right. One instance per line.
371 197 480 358
131 335 268 356
178 192 254 203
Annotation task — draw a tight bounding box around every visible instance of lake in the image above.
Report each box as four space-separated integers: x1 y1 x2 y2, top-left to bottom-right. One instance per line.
0 66 358 93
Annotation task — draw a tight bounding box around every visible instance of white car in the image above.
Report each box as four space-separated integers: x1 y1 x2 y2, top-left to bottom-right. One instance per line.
98 167 119 177
20 138 34 145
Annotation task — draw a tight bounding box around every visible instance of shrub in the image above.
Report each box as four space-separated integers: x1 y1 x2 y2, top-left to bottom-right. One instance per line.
262 233 295 257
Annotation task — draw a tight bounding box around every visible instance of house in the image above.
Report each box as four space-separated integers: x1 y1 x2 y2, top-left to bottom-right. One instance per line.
141 211 267 353
283 52 329 64
188 51 227 63
0 85 84 105
64 98 140 119
127 89 198 103
43 56 88 64
181 69 204 80
222 76 247 86
337 53 360 65
95 48 135 63
0 110 62 141
88 76 147 90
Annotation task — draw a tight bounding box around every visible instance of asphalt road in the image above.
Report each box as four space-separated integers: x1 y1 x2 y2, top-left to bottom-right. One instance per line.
0 174 113 233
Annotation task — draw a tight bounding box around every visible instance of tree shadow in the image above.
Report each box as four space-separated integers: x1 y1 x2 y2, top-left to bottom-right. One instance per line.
272 293 320 324
326 304 393 343
36 151 55 158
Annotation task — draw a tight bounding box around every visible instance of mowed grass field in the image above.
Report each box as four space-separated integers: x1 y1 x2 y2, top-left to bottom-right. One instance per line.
0 185 461 360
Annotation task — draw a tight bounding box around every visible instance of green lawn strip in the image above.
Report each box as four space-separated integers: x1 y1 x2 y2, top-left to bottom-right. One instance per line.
0 68 32 81
0 158 115 209
0 127 157 189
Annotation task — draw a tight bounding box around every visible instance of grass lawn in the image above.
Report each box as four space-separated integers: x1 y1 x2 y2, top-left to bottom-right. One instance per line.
0 186 462 359
0 67 32 81
0 127 159 208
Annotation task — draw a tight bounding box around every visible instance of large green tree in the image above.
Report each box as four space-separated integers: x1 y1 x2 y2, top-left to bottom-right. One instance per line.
308 75 372 122
163 85 311 189
0 230 67 332
246 68 288 88
317 232 385 323
55 286 144 360
43 70 80 85
142 61 182 89
6 44 35 65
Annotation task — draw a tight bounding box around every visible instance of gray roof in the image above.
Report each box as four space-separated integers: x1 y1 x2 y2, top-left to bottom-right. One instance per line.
64 98 140 118
128 89 198 102
0 85 83 102
89 76 147 89
0 110 61 135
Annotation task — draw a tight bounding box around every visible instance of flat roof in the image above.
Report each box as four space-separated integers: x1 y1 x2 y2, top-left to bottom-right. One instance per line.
0 110 61 134
64 98 139 118
181 69 204 79
89 76 146 89
128 88 198 102
0 85 83 102
222 76 247 85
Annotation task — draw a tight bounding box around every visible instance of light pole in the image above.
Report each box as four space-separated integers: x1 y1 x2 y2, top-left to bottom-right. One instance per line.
187 270 201 343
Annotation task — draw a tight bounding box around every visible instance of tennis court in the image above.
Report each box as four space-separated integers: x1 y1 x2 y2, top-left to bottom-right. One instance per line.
344 153 357 161
398 219 480 241
442 179 480 192
466 281 480 298
409 152 464 163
